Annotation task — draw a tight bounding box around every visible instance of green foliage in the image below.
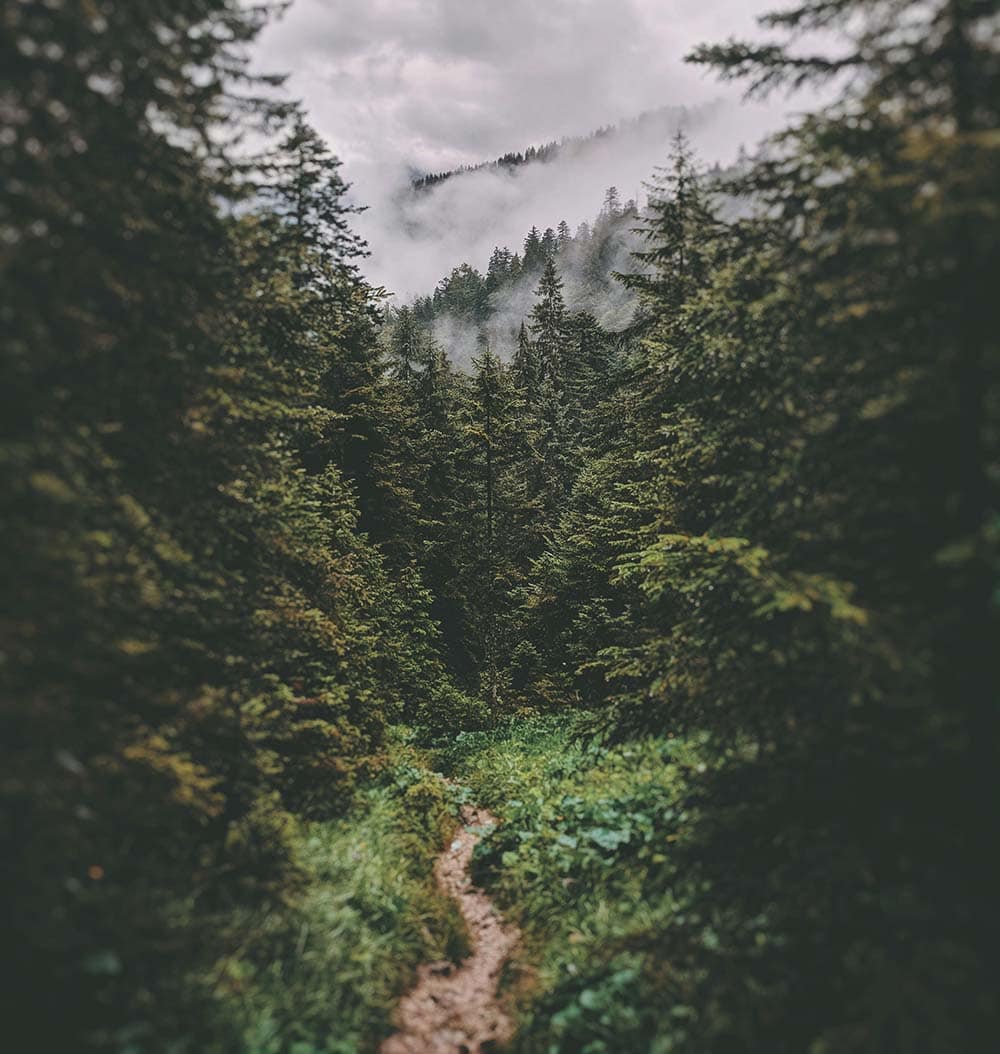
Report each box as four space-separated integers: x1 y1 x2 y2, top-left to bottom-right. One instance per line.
5 0 999 1049
444 719 712 1054
414 685 494 742
0 3 465 1049
567 2 1000 1048
188 749 467 1054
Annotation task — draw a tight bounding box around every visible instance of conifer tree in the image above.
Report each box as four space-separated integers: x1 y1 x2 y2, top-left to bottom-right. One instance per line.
464 346 520 708
1 6 450 1046
621 130 719 317
580 2 1000 1048
530 258 570 391
526 259 575 521
260 116 367 293
386 305 422 383
486 246 514 294
510 322 534 390
601 185 623 219
522 226 546 273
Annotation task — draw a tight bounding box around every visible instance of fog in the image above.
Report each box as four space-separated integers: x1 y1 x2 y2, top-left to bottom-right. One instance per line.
355 100 759 302
252 0 798 303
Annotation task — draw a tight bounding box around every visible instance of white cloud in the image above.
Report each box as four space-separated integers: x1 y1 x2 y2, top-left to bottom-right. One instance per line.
252 0 801 298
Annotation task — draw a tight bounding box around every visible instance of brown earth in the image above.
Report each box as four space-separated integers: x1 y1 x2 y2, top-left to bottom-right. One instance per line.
380 803 519 1054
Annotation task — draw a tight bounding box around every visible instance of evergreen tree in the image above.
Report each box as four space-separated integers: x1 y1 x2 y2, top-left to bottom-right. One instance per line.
463 346 520 709
486 246 514 294
259 116 367 293
385 305 422 383
512 321 540 398
564 311 616 451
432 263 489 323
0 7 449 1047
529 258 570 391
527 259 574 519
556 220 573 252
620 130 719 317
581 2 1000 1048
601 185 623 219
522 226 546 272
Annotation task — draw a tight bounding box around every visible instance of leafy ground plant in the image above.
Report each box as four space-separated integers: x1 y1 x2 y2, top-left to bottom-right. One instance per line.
440 718 716 1053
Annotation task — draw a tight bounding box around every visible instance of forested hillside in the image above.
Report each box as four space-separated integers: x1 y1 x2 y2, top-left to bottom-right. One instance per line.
410 105 710 192
396 187 644 366
2 1 998 1053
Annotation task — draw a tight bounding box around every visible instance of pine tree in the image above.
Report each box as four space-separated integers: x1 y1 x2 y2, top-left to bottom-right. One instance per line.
433 263 489 323
620 130 719 317
601 185 623 219
512 321 539 398
0 6 447 1047
260 116 367 293
530 258 570 392
486 246 514 294
556 220 573 252
581 2 1000 1048
386 305 422 383
564 311 616 451
527 259 575 520
464 345 520 709
522 226 546 273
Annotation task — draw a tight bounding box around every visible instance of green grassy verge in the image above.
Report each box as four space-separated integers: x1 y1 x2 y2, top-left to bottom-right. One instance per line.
195 736 468 1054
436 716 709 1054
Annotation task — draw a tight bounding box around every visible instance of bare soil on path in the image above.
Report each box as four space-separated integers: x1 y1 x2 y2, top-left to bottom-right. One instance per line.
380 802 519 1054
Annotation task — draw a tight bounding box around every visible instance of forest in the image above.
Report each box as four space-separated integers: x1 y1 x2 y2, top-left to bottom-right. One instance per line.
2 1 998 1052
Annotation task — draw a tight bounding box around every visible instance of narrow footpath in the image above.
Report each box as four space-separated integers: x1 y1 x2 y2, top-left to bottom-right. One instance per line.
381 803 519 1054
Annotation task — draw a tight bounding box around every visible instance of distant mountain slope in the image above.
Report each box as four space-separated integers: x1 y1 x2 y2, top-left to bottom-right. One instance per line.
410 104 714 193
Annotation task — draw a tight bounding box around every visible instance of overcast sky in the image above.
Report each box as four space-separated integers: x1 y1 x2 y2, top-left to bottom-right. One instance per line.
251 0 798 297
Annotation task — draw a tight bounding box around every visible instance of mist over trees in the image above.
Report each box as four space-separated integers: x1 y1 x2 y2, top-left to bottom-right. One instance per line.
388 187 645 369
409 106 712 193
357 99 745 301
3 0 998 1052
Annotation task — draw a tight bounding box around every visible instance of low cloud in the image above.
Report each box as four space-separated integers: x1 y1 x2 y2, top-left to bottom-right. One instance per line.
356 102 757 301
253 0 797 298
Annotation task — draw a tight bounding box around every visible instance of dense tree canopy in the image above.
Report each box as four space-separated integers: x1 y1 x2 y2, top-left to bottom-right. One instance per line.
3 0 997 1050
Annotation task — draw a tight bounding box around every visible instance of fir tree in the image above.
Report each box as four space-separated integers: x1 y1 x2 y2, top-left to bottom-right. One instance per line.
556 220 573 252
522 226 546 272
464 345 520 709
528 259 575 518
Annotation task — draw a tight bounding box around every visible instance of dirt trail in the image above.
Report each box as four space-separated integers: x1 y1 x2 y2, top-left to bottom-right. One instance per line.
380 802 519 1054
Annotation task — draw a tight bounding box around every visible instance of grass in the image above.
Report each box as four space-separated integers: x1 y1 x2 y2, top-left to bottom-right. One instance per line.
435 716 709 1054
168 718 711 1054
195 736 469 1054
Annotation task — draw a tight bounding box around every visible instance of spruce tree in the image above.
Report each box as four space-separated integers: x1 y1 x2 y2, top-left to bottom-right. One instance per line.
522 226 546 273
530 258 570 392
556 220 573 252
0 6 446 1047
464 346 520 709
581 2 1000 1048
527 259 575 519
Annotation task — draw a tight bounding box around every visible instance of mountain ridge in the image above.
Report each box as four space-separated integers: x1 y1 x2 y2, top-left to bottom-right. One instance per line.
409 103 718 192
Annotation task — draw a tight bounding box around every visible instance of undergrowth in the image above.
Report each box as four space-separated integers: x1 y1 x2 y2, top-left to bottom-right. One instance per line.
438 716 713 1054
197 736 468 1054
